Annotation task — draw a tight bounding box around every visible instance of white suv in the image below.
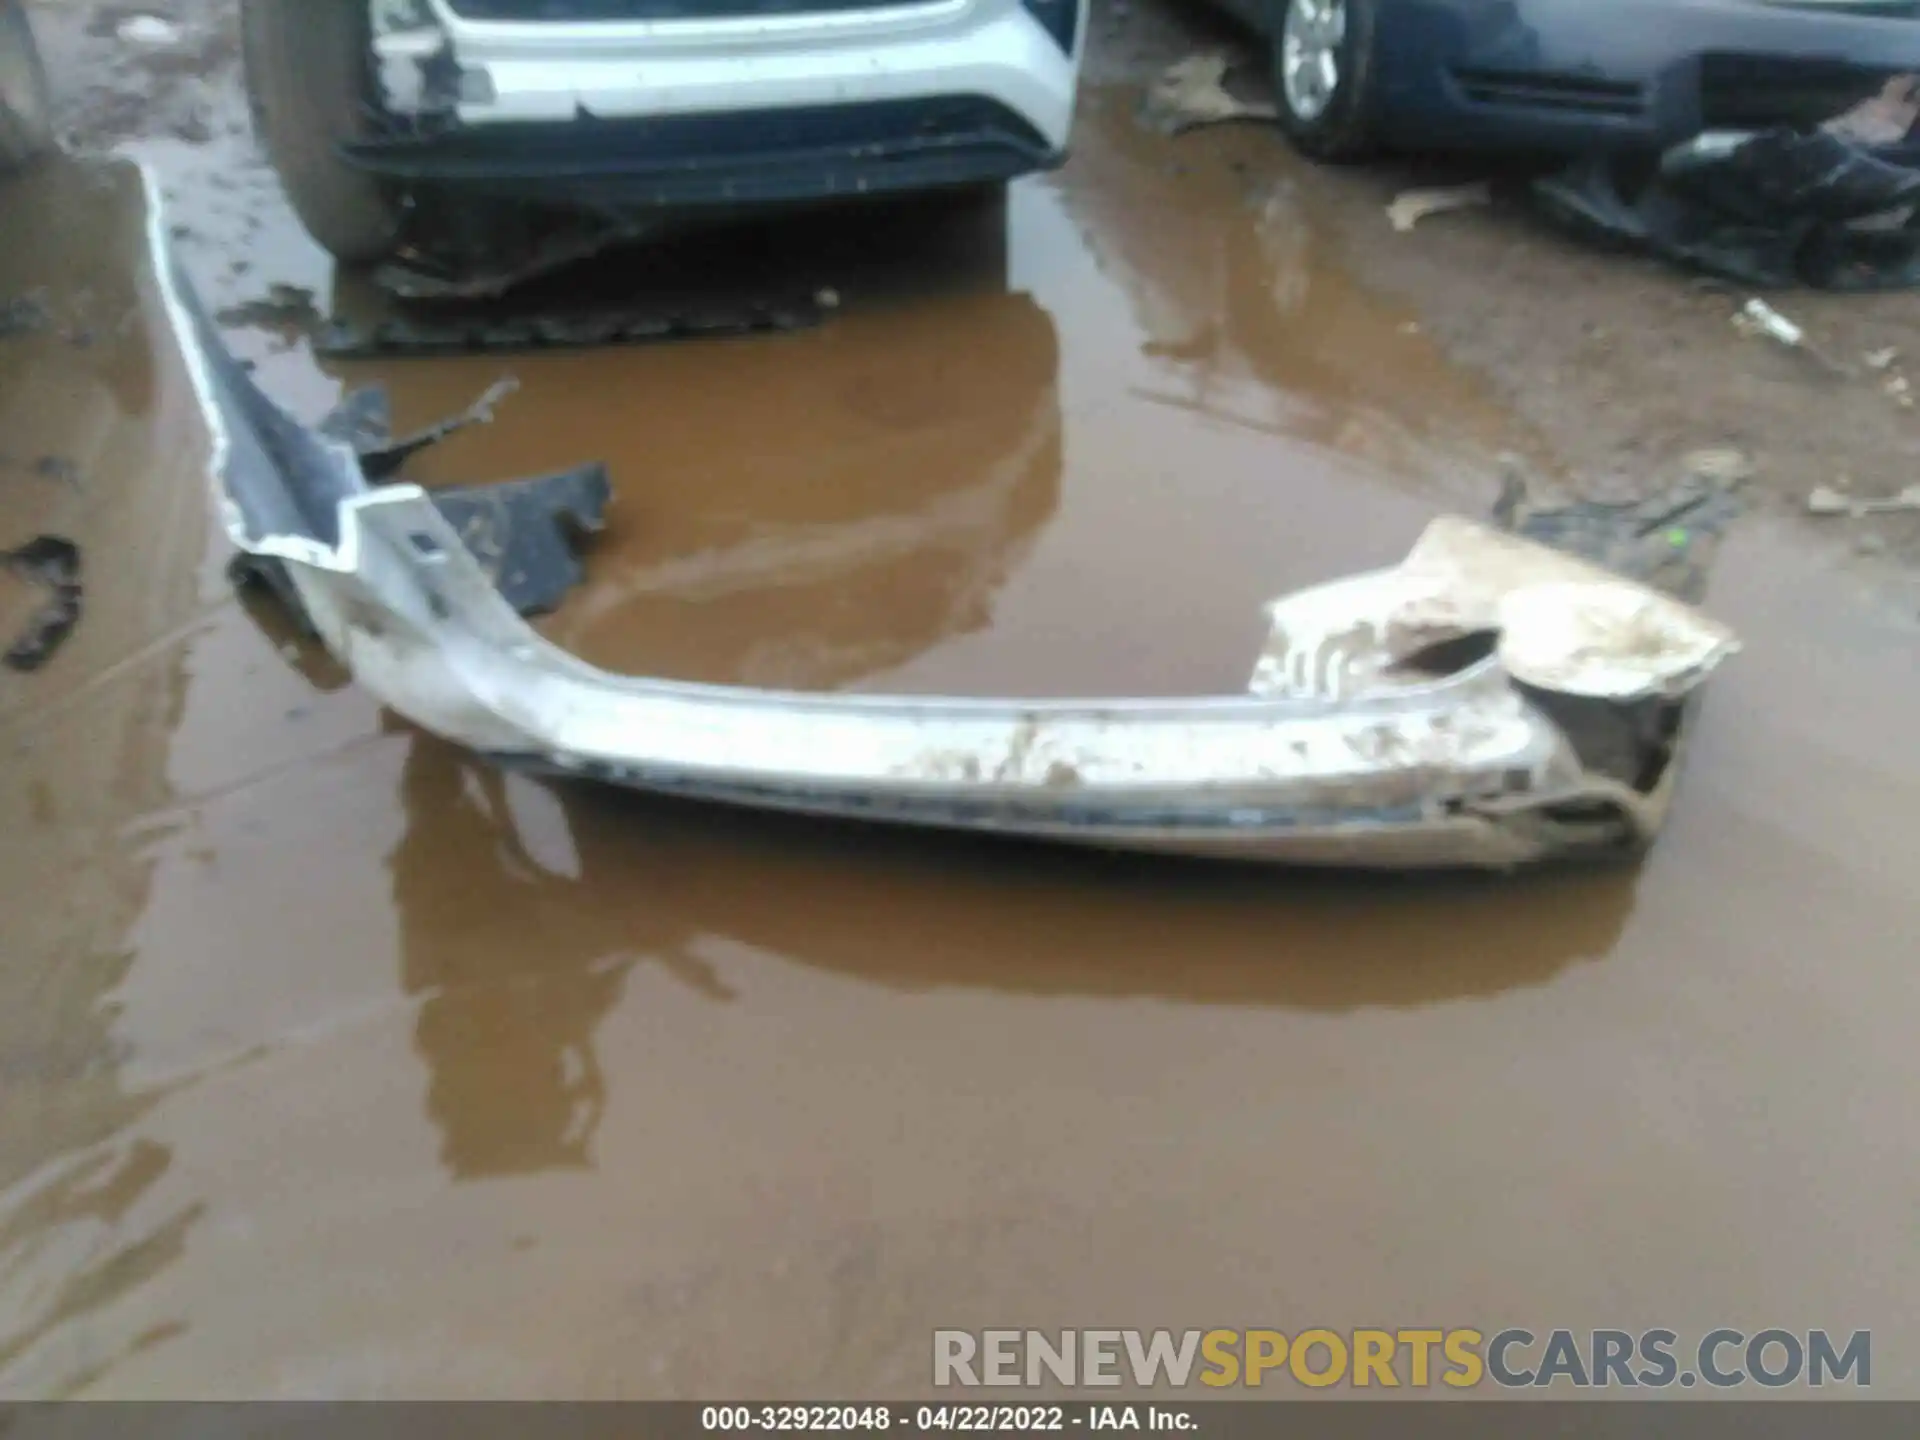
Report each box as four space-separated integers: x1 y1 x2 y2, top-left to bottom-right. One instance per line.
243 0 1086 265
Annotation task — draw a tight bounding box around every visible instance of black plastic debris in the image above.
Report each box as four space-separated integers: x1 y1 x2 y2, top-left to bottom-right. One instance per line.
2 536 82 672
231 381 612 628
1534 77 1920 290
429 465 613 616
319 377 518 481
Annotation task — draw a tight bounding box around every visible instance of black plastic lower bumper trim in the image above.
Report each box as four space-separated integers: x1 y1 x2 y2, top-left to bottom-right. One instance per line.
341 98 1058 207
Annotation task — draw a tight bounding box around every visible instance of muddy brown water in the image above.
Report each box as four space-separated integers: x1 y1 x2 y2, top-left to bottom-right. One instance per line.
0 100 1916 1399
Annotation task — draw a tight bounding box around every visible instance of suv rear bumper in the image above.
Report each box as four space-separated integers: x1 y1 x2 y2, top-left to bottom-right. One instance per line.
404 0 1080 153
342 96 1058 206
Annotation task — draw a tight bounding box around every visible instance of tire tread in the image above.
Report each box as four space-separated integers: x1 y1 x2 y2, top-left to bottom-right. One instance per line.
242 0 402 264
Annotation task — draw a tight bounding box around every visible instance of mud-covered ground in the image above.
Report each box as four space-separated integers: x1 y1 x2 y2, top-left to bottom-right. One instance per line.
2 0 1918 1403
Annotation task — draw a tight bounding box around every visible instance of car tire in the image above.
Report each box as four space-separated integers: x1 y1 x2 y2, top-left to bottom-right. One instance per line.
242 0 404 265
0 0 54 174
1270 0 1378 163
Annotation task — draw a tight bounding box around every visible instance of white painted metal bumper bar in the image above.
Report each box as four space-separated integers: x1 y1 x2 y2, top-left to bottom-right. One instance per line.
157 182 1737 871
284 488 1735 867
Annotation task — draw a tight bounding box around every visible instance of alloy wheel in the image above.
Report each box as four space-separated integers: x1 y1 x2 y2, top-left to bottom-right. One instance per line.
1280 0 1347 122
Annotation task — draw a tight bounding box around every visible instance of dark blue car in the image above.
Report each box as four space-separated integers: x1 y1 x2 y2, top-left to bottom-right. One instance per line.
1211 0 1920 159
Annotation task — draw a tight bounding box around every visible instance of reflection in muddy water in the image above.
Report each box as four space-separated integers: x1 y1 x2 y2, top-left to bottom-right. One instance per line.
392 732 735 1180
539 289 1062 691
3 125 1920 1399
329 195 1050 693
0 160 220 1397
1051 93 1533 486
411 758 1638 1010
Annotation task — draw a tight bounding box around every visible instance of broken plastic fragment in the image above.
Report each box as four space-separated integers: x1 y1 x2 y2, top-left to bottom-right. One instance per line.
337 378 518 485
1683 448 1754 487
1735 299 1851 376
1737 298 1804 348
323 379 610 614
1535 121 1920 291
431 465 613 616
1387 183 1492 233
117 14 184 48
1142 55 1277 136
373 220 654 302
233 379 608 625
1495 580 1734 702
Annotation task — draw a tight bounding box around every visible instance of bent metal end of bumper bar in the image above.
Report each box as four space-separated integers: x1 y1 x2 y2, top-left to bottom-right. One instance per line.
153 188 1738 873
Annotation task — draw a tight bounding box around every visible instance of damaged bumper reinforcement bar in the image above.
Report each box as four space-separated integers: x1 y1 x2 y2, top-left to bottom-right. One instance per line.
154 188 1738 873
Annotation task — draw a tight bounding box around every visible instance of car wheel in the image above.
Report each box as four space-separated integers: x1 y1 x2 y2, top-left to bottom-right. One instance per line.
0 0 54 174
242 0 404 265
1270 0 1378 162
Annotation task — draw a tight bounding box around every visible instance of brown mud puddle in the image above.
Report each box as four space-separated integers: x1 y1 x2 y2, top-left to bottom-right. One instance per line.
0 111 1917 1399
